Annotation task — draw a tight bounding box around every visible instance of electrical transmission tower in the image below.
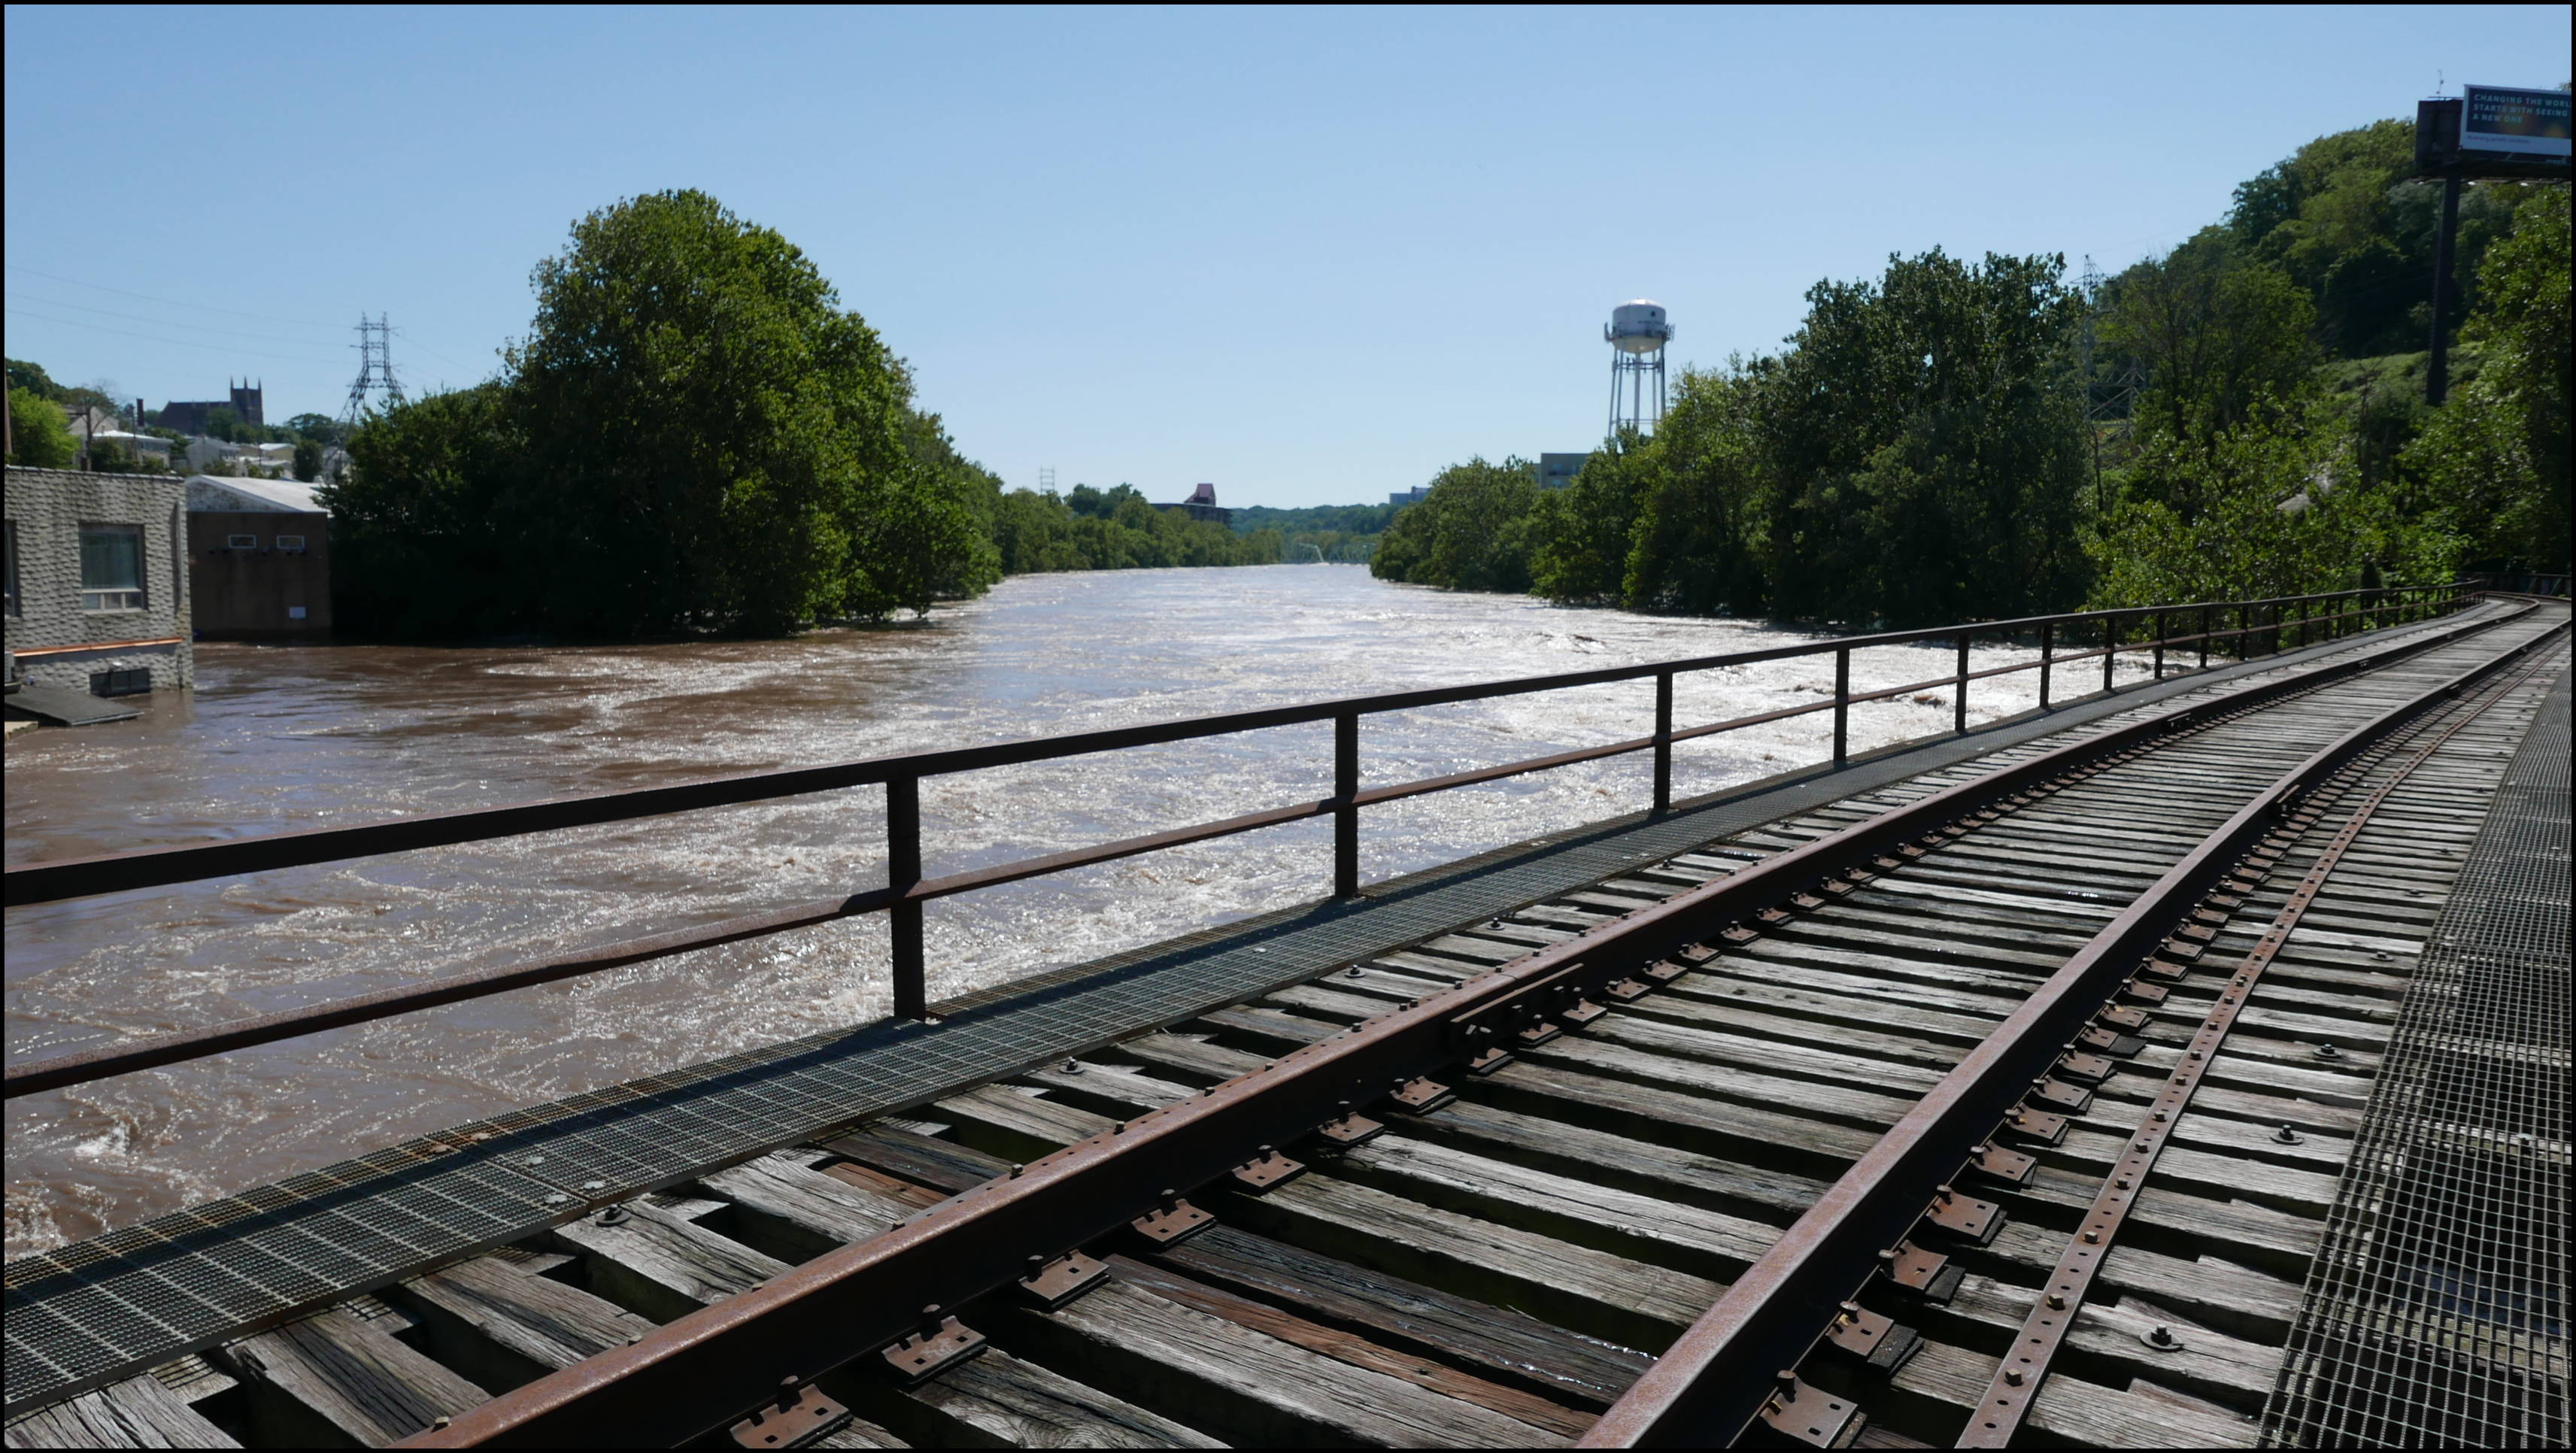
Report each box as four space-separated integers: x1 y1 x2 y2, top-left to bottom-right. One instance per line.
341 314 408 424
1038 466 1057 493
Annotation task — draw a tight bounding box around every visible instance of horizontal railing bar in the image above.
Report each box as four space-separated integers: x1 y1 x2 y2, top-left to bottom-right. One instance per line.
2 587 2459 907
1352 734 1655 808
3 888 896 1100
1667 693 1860 742
908 798 1334 902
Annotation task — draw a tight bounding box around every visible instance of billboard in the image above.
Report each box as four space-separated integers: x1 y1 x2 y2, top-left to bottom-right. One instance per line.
2462 84 2571 159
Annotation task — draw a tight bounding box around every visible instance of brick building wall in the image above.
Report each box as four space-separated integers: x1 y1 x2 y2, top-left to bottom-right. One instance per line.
5 466 194 693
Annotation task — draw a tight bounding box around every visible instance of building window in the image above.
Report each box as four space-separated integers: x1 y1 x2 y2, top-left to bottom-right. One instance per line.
275 534 306 552
79 523 147 611
5 520 19 617
226 533 258 549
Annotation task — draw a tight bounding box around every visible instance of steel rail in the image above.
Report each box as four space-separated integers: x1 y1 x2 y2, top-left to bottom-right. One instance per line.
398 603 2518 1449
5 586 2457 909
1957 640 2565 1447
0 593 2485 1101
1575 608 2566 1449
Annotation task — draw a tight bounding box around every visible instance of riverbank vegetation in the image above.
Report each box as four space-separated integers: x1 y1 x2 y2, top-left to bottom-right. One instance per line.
330 191 1279 640
1229 502 1397 563
1375 119 2569 626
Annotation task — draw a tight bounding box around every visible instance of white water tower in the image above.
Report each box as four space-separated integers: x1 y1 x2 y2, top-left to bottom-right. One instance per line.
1605 299 1673 439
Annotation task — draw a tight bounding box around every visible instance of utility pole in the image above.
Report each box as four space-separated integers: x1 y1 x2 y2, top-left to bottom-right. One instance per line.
2426 163 2463 406
2414 96 2470 407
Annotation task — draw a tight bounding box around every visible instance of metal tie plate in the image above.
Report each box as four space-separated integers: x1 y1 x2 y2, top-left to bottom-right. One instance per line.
1314 1112 1385 1147
1229 1150 1304 1194
1018 1251 1110 1309
2027 1077 2093 1114
1922 1186 2004 1246
1822 1302 1923 1376
1758 1373 1861 1448
1130 1198 1215 1246
730 1382 851 1449
1877 1240 1962 1303
1386 1077 1454 1114
881 1315 986 1385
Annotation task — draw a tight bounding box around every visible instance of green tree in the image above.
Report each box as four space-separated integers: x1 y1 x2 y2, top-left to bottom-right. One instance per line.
2228 120 2529 357
328 383 528 638
5 359 59 399
1619 369 1770 615
2102 231 2316 466
2407 184 2571 572
506 189 941 633
1761 249 2092 625
2092 407 2462 607
1528 435 1658 604
7 387 76 467
284 413 347 447
292 436 324 482
1371 458 1539 591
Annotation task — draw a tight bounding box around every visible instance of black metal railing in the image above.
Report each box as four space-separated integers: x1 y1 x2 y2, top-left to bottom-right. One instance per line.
2 582 2470 1098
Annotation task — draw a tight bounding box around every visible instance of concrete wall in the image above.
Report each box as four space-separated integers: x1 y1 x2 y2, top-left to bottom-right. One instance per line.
4 466 193 693
189 510 332 638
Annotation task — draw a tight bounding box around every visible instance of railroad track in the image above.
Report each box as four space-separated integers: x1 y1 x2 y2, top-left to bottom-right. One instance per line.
7 600 2565 1451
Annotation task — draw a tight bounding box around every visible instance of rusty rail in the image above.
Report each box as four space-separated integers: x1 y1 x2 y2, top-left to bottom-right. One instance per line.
5 584 2465 1101
395 600 2526 1448
1956 640 2563 1447
1574 606 2565 1448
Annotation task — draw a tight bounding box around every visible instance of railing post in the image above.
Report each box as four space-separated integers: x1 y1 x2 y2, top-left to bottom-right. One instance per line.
2152 611 2165 681
1832 648 1850 767
1652 670 1673 814
887 775 925 1021
2198 605 2210 671
2295 598 2308 650
2102 615 2117 693
1333 710 1360 898
2037 621 2054 708
1954 632 1970 735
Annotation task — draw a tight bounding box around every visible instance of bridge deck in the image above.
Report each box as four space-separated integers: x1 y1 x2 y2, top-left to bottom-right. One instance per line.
3 602 2560 1442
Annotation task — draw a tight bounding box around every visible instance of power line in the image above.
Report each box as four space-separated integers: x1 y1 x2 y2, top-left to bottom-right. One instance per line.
2 264 345 329
2 306 350 367
388 326 484 376
5 291 359 349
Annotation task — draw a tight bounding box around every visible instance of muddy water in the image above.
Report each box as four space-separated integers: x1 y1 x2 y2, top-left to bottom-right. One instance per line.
5 566 2131 1254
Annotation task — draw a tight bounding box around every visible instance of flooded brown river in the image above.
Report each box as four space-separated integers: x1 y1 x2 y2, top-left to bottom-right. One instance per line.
6 566 2124 1254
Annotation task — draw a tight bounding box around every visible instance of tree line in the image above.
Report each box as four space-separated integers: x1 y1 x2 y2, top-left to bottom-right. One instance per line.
1376 119 2568 625
327 190 1279 640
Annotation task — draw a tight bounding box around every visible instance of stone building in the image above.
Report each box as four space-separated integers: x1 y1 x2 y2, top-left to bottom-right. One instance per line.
5 466 194 698
154 380 264 435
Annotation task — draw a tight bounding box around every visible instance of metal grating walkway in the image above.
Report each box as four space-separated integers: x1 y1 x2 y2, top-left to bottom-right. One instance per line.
2262 665 2571 1448
0 611 2498 1418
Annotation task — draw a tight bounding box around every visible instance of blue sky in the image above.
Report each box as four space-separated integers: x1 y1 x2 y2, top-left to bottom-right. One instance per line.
5 5 2567 508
